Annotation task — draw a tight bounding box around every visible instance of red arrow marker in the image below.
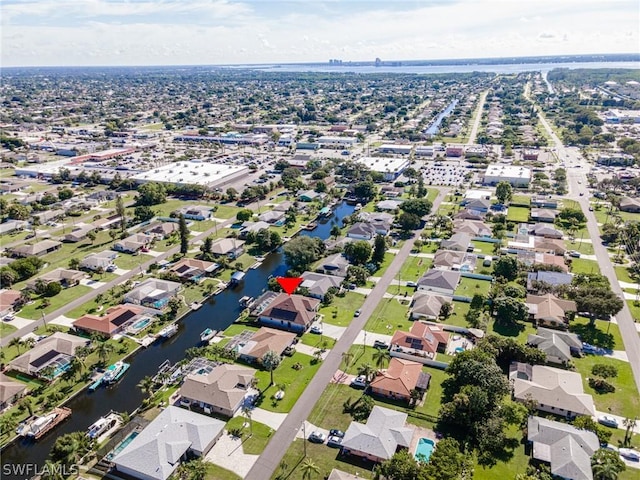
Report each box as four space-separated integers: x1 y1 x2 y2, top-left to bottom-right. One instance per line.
277 276 303 295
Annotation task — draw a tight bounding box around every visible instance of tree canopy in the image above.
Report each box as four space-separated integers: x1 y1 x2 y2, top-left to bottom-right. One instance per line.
283 236 325 273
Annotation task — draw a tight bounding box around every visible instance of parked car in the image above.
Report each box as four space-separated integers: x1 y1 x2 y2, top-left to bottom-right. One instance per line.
406 281 417 288
106 264 117 272
327 436 343 448
3 314 15 321
619 448 640 461
308 431 326 443
350 375 367 389
329 429 345 438
598 415 619 428
310 323 323 334
373 340 389 350
568 250 581 258
354 309 361 317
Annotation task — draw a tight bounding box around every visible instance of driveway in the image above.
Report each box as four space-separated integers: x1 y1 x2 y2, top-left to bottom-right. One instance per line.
204 433 259 478
353 331 393 346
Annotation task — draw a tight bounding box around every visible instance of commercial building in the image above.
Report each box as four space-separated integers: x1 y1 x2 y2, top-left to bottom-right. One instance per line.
377 144 413 155
356 156 411 181
483 165 531 187
132 160 248 189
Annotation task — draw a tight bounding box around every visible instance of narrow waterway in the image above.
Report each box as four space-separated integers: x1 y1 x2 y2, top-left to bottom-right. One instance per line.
1 201 354 478
424 99 458 136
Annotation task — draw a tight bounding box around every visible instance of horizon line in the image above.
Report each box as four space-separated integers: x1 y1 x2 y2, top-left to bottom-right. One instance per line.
1 52 639 70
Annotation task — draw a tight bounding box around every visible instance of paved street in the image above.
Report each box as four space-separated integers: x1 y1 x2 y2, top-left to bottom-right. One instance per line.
245 188 449 480
467 90 488 145
535 105 640 392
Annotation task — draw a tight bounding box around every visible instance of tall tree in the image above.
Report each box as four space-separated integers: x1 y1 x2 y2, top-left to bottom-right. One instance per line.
115 194 126 232
591 448 626 480
495 181 513 204
372 348 391 369
261 350 281 386
300 458 320 480
330 225 341 240
372 234 387 265
344 240 372 266
179 213 189 255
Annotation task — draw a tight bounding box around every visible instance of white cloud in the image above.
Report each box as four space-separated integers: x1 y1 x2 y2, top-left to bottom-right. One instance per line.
1 0 638 66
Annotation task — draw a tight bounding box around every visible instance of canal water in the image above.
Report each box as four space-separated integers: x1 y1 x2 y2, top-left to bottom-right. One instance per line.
1 201 354 479
424 99 458 136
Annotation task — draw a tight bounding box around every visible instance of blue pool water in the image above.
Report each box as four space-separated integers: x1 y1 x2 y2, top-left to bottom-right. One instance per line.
455 347 465 353
415 438 435 462
106 431 139 461
130 318 151 332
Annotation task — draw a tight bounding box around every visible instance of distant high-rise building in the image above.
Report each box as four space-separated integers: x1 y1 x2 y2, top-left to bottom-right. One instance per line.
375 57 382 66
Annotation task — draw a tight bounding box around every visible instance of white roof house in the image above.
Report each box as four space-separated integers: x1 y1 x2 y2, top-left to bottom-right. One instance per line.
112 406 224 480
484 165 531 187
356 156 411 181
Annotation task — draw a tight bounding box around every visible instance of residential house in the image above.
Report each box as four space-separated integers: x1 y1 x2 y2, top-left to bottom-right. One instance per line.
390 321 450 363
432 250 476 272
72 305 148 337
619 197 640 213
440 232 471 252
273 201 295 212
168 258 219 283
454 209 486 221
178 363 256 417
113 233 153 254
0 373 27 410
0 289 21 318
527 271 573 292
341 406 415 463
239 221 271 238
452 219 492 238
381 186 402 198
527 223 564 239
369 358 430 402
527 328 582 365
347 222 377 240
510 362 596 418
80 250 117 272
531 197 558 209
258 210 285 224
210 238 245 259
8 332 89 378
534 237 566 255
0 220 28 235
376 200 402 212
112 406 225 480
176 205 212 221
416 270 461 295
32 209 66 224
358 212 394 235
327 470 361 480
124 278 181 309
317 253 351 277
92 214 122 230
527 416 599 480
298 190 322 202
518 251 568 272
26 268 86 289
145 222 179 239
63 223 94 243
300 271 343 300
530 209 558 223
237 327 297 363
526 294 577 328
257 293 320 334
461 198 491 213
10 239 62 258
410 292 451 320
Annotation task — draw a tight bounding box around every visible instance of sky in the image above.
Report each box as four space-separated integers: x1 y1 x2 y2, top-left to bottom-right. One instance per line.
1 0 638 67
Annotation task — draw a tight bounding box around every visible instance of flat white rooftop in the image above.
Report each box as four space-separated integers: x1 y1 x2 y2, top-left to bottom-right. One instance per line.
379 144 413 152
357 156 411 174
485 165 531 179
465 189 493 199
132 161 248 186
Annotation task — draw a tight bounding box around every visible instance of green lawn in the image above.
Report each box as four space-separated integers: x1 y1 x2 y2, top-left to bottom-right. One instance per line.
222 323 260 337
427 188 440 203
614 266 637 285
471 240 496 255
17 286 93 320
225 417 274 455
386 285 416 297
573 355 639 418
569 258 599 275
0 322 18 336
365 297 411 334
567 239 595 255
511 195 531 207
506 206 530 222
627 300 640 322
569 317 624 350
473 425 529 480
206 462 242 480
455 277 492 297
299 333 336 350
487 319 536 343
441 301 472 328
320 293 366 327
113 253 153 270
374 252 396 277
398 255 431 282
253 352 321 413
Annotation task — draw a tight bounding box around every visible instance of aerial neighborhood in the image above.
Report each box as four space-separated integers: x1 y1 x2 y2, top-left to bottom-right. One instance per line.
0 64 639 480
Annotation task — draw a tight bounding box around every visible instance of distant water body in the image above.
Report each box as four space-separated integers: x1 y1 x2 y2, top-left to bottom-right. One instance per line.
237 61 639 74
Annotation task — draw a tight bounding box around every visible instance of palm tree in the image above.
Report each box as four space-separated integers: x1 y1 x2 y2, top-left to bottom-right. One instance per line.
622 417 637 447
241 404 253 436
330 225 341 240
300 458 320 480
39 365 57 381
175 458 207 480
409 389 423 407
24 337 36 349
261 350 281 386
591 448 626 480
357 363 374 382
137 376 155 400
40 461 65 480
372 349 390 370
341 351 354 370
0 415 18 436
95 342 114 365
9 337 24 354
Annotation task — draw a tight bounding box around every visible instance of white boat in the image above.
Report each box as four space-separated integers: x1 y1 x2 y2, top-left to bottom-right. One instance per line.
87 413 121 440
102 361 129 384
157 324 178 338
200 328 216 343
25 413 58 438
354 203 362 211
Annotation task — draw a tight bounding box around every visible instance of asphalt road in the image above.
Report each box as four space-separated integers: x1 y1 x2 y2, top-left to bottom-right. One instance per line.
245 188 449 480
536 107 640 392
467 90 488 146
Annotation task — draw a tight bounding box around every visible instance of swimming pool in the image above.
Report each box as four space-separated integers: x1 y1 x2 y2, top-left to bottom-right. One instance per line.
129 317 151 333
414 438 435 462
455 347 465 354
106 431 139 461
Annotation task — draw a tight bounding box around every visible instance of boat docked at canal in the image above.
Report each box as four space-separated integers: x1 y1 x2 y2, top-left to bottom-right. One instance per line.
200 328 216 344
157 323 178 339
89 361 130 391
86 412 122 440
16 407 72 440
